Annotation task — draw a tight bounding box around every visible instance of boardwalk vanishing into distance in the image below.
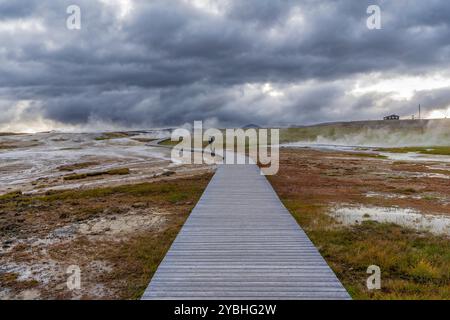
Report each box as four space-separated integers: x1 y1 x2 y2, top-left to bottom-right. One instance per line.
142 164 350 300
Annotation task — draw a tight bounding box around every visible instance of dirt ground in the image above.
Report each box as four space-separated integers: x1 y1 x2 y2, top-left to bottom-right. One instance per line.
0 171 213 300
2 142 450 300
273 148 450 215
0 131 218 300
268 148 450 299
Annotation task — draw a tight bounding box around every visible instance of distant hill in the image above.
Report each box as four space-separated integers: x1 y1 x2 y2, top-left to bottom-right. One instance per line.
288 119 450 129
279 119 450 147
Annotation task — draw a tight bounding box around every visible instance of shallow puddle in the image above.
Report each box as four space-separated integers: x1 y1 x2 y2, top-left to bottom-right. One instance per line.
364 191 421 199
283 142 450 163
379 151 450 163
329 205 450 236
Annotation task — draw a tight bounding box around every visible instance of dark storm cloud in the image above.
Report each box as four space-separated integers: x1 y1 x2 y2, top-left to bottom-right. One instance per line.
0 0 39 18
1 0 450 129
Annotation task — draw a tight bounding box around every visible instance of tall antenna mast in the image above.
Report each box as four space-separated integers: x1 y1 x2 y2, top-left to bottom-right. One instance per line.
419 104 421 120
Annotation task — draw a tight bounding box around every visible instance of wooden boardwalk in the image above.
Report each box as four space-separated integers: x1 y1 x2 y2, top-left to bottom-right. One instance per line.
142 164 350 300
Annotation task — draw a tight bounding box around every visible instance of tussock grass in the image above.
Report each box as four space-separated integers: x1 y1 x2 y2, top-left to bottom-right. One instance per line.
63 168 130 181
37 175 206 205
95 132 132 141
376 146 450 156
268 149 450 300
0 174 213 299
0 190 22 201
132 137 157 143
0 142 18 150
159 138 210 148
0 273 39 290
102 216 190 299
395 187 418 194
57 162 99 172
279 198 450 299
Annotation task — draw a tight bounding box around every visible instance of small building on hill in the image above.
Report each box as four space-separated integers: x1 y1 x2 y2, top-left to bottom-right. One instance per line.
384 114 400 120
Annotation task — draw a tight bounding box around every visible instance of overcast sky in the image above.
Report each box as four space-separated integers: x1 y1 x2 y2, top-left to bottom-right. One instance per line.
1 0 450 132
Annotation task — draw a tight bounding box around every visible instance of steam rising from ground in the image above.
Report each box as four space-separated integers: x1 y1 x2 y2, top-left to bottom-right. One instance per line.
288 119 450 147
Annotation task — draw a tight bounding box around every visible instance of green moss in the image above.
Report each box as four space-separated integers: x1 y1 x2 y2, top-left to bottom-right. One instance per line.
95 132 131 141
132 138 157 143
423 195 438 201
63 168 130 180
0 191 22 201
351 153 388 159
106 168 130 175
159 138 210 148
27 175 208 206
63 172 100 180
377 146 450 156
58 162 99 172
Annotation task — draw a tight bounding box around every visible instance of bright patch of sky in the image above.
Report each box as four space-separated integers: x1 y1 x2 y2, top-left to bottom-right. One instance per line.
351 74 450 100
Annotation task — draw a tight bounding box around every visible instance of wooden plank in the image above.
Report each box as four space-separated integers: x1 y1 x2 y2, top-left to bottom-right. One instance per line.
142 164 350 300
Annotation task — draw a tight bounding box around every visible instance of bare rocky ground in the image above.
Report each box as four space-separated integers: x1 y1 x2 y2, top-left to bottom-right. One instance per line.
0 130 212 195
269 148 450 299
0 172 213 300
2 131 449 299
1 207 165 299
276 147 450 217
0 131 214 300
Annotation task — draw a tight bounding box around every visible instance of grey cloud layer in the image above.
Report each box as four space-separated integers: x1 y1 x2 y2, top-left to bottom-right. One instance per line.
1 0 450 129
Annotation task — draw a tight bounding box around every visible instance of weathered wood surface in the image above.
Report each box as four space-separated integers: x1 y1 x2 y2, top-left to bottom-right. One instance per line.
142 164 350 300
